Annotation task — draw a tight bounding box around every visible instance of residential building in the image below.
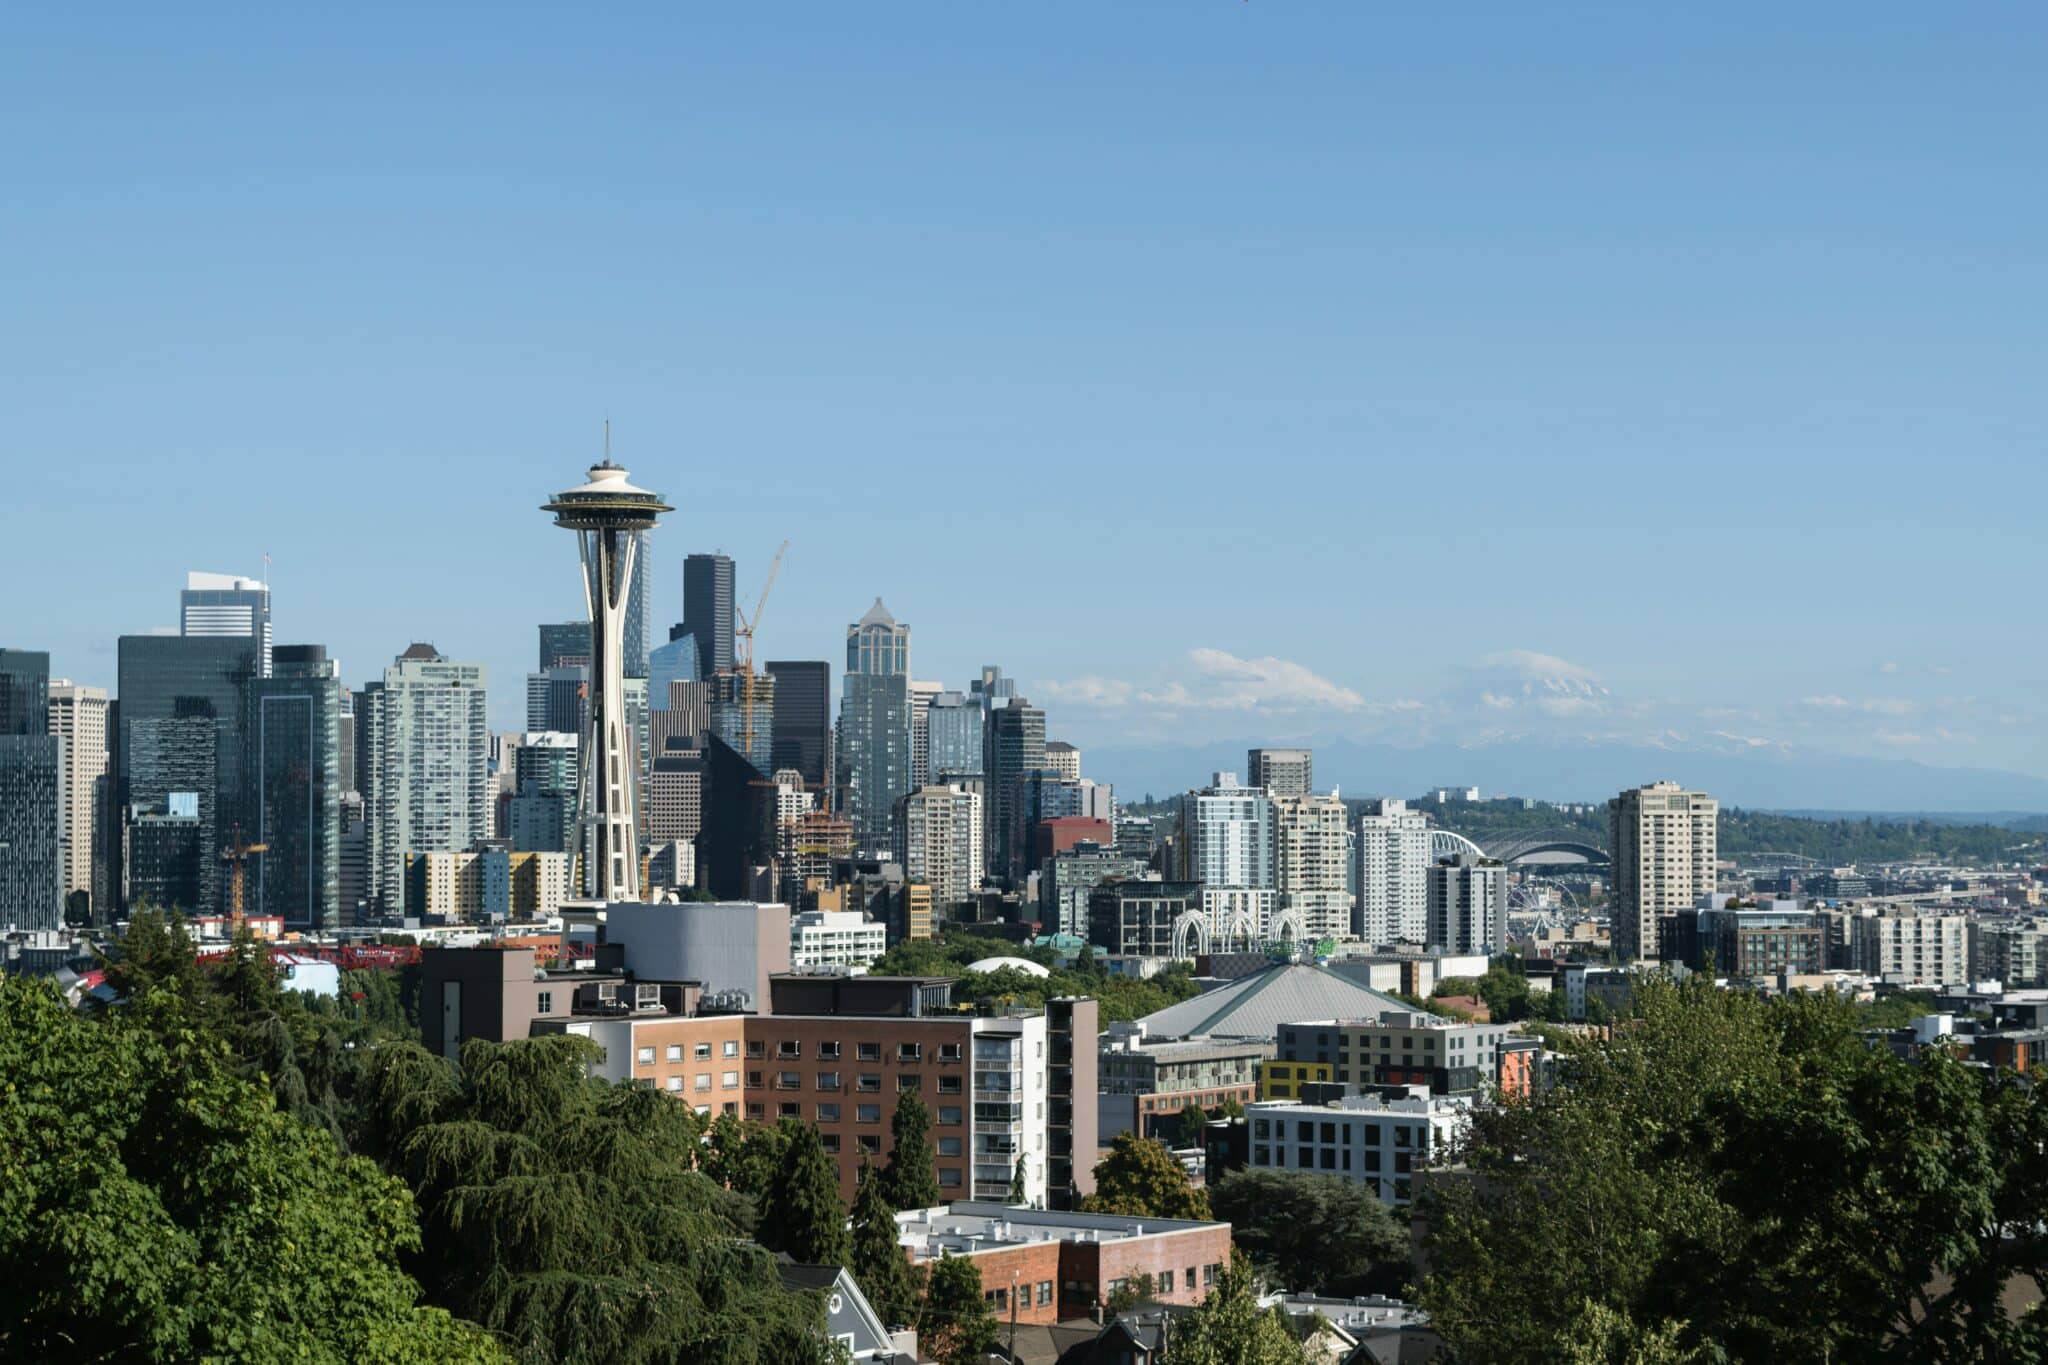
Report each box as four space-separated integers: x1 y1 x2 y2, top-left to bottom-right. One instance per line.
404 849 572 923
898 784 984 912
893 1203 1230 1327
1275 1012 1518 1096
1241 1091 1470 1205
1045 996 1099 1205
839 599 913 855
1355 798 1430 945
1662 901 1823 978
1098 1031 1268 1138
1042 842 1150 938
1851 909 1972 985
1610 781 1719 963
506 731 579 853
790 909 888 972
1179 773 1274 889
1975 918 2048 990
1247 747 1312 797
1427 854 1507 955
1089 880 1201 957
180 571 272 677
45 679 107 908
358 645 490 917
248 645 342 929
765 660 831 788
680 551 736 677
1273 793 1351 942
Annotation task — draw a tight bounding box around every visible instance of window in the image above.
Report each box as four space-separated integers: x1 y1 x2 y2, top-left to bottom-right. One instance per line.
818 1041 841 1059
723 1040 739 1058
536 990 554 1015
746 1040 764 1059
938 1075 963 1094
1037 1281 1053 1307
745 1103 764 1120
1184 1266 1196 1293
938 1106 963 1125
1204 1263 1220 1287
858 1134 881 1154
938 1168 963 1188
858 1104 882 1123
746 1070 763 1088
637 1046 655 1066
937 1137 962 1156
857 1074 882 1092
694 1042 712 1061
897 1074 921 1092
722 1102 737 1116
1298 1147 1312 1168
939 1043 963 1062
694 1074 711 1092
898 1043 922 1062
1253 1145 1269 1166
821 1133 841 1153
1320 1148 1336 1170
665 1076 684 1092
665 1044 683 1062
777 1071 800 1089
818 1103 841 1123
857 1042 882 1061
777 1041 800 1059
779 1102 800 1119
817 1072 842 1090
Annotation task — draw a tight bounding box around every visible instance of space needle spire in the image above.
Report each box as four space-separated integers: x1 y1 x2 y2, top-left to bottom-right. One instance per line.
543 450 672 902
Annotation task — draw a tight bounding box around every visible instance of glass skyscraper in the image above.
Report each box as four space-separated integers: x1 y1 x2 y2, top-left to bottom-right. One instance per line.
358 645 489 917
837 600 912 854
925 690 983 781
765 659 830 789
0 650 62 931
250 645 342 929
681 552 735 677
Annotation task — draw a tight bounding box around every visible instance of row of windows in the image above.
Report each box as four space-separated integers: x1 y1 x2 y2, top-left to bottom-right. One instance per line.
751 1040 963 1062
637 1043 739 1065
658 1071 740 1093
752 1100 969 1126
1253 1117 1420 1147
755 1071 964 1094
1252 1143 1414 1174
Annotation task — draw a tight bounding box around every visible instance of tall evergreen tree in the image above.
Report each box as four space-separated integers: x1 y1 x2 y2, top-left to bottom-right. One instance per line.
883 1093 940 1210
1008 1153 1027 1205
850 1160 922 1328
764 1121 854 1268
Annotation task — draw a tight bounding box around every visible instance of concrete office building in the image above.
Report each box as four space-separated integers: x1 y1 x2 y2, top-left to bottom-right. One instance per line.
1274 792 1352 942
525 665 587 736
249 646 343 928
181 571 272 677
790 909 889 972
1355 799 1431 946
358 645 490 917
1427 855 1507 955
680 552 736 677
1042 843 1150 938
898 784 984 912
1045 741 1082 783
46 679 107 907
1610 781 1719 963
538 621 591 670
1242 1091 1469 1206
765 660 831 789
839 600 913 855
1247 747 1313 797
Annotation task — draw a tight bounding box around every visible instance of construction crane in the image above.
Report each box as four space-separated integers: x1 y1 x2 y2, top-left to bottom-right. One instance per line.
220 828 270 936
733 539 788 762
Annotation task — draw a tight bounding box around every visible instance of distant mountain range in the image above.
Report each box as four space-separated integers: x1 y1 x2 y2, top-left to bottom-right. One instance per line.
1088 734 2048 815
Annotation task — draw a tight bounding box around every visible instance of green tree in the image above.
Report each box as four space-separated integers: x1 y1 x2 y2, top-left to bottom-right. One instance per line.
1008 1153 1028 1205
0 977 502 1363
919 1253 999 1365
1174 1100 1211 1149
1216 1093 1245 1119
1208 1168 1407 1298
361 1034 835 1364
1170 1253 1311 1365
1081 1132 1211 1220
883 1093 940 1211
850 1162 923 1328
1106 1271 1156 1313
95 907 207 1005
764 1121 854 1268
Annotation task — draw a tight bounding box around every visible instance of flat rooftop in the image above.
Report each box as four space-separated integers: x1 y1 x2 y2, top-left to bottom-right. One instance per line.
895 1201 1222 1260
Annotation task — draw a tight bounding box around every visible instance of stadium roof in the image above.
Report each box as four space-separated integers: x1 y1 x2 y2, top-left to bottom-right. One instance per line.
1134 963 1410 1042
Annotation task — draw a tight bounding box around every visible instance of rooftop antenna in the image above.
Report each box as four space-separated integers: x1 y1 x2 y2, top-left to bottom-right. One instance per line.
603 417 612 467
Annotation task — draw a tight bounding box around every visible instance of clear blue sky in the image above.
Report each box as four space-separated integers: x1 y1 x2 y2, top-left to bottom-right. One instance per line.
5 5 2043 778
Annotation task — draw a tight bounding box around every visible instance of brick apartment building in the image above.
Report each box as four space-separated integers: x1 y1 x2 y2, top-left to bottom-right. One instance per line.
895 1202 1232 1326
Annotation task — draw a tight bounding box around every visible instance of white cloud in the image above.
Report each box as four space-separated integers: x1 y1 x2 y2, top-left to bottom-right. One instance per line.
1042 649 1366 715
1879 661 1900 674
1800 694 1914 716
1874 729 1926 746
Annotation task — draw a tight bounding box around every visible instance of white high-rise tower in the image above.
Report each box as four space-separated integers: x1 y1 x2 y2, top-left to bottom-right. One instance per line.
544 460 671 902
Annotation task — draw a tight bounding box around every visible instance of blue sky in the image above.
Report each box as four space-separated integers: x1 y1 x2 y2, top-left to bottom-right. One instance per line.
4 5 2044 785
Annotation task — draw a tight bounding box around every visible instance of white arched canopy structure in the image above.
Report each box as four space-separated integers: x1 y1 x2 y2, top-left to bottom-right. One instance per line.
1268 909 1307 944
1172 909 1211 959
1430 829 1487 861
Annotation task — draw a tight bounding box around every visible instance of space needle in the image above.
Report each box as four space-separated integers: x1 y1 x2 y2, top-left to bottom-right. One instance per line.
543 452 672 902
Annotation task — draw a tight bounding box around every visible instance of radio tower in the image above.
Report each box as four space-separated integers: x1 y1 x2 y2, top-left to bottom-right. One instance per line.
543 441 671 902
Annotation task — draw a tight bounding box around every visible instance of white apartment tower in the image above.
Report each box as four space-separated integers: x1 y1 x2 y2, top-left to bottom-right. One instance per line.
1428 854 1508 955
1179 773 1275 888
1355 798 1431 945
45 680 108 904
360 646 490 916
1610 781 1719 962
899 784 985 910
1273 792 1353 941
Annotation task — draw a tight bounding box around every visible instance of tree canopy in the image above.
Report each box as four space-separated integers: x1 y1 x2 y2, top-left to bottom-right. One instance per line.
919 1253 999 1365
882 1093 940 1211
1208 1168 1407 1299
850 1161 922 1329
1418 975 2048 1362
864 931 1202 1021
1081 1132 1211 1220
1169 1253 1312 1365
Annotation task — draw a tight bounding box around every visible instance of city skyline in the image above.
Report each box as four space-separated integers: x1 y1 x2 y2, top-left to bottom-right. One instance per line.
8 6 2047 798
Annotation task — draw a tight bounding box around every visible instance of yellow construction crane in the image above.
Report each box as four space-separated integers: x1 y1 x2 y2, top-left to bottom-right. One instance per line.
220 828 270 935
734 539 788 762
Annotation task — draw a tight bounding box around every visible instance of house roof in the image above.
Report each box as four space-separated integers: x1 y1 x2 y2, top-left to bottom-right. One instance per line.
1134 963 1410 1041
